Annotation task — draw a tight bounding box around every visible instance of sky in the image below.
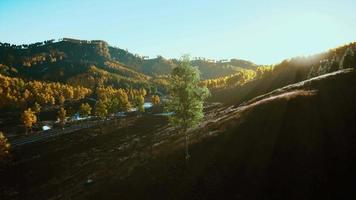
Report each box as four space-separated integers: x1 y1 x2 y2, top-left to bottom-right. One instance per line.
0 0 355 64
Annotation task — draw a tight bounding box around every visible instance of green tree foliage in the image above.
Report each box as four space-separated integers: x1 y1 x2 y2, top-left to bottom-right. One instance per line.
340 47 355 69
165 55 210 160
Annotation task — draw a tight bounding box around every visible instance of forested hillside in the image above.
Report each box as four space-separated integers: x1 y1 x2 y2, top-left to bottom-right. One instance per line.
210 42 356 105
0 38 257 92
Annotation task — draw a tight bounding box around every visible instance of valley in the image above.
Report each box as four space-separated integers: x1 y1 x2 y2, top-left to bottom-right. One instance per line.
1 38 356 200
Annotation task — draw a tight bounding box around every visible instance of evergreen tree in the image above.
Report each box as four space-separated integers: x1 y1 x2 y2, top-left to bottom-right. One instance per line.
341 47 355 69
165 55 210 160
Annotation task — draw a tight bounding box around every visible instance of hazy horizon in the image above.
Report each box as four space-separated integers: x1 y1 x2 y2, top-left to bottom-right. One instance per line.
1 0 355 65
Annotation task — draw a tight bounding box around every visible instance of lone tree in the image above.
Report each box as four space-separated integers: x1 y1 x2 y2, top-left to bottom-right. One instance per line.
22 108 37 134
166 55 210 160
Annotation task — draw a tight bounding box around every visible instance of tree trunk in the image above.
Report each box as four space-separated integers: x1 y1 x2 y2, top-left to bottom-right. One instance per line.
185 130 190 160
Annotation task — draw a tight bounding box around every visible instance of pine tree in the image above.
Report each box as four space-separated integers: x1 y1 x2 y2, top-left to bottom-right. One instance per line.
165 55 210 160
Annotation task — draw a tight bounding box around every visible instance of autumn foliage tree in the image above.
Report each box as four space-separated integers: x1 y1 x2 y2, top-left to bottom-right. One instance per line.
79 103 92 118
0 131 11 163
95 86 131 115
0 74 92 109
58 107 66 129
151 95 160 105
135 95 145 113
32 102 41 121
95 100 108 119
22 108 37 134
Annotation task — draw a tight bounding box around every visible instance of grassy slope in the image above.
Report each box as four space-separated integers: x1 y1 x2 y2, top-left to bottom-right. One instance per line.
2 69 356 199
109 69 356 200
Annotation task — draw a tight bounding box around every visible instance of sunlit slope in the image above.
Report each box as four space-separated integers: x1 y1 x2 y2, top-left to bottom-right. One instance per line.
210 42 356 105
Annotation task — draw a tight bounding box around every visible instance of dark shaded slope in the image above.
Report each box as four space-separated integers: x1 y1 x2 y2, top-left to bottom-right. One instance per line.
97 69 356 200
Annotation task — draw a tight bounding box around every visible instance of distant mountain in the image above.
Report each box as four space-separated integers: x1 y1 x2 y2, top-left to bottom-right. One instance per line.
0 38 257 87
0 39 153 90
109 45 257 79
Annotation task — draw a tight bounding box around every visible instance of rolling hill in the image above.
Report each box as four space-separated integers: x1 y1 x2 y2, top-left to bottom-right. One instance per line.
1 39 356 199
2 68 356 199
209 42 356 105
0 38 257 92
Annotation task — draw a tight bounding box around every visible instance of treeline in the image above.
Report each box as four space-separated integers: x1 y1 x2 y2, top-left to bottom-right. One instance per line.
210 42 356 105
308 44 356 78
201 66 273 89
0 74 92 109
94 87 153 118
19 86 160 134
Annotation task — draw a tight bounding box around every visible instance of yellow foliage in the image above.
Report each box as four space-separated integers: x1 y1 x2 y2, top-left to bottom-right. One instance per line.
21 108 37 134
58 107 66 126
0 74 92 109
151 95 160 105
0 132 11 161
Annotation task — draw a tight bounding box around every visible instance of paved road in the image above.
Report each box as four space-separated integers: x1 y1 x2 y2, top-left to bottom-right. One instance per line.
10 119 108 148
10 103 223 148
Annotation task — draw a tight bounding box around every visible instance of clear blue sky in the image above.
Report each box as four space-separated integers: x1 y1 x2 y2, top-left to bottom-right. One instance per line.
0 0 355 64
